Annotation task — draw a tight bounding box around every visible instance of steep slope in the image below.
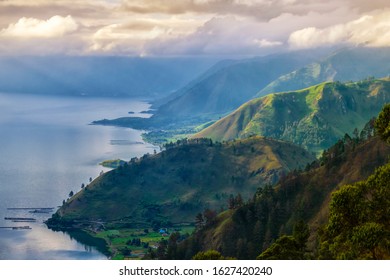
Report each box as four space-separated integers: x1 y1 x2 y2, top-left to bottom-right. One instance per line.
175 134 390 259
47 137 315 229
151 59 238 108
195 78 390 153
153 51 321 118
258 47 390 97
94 50 321 131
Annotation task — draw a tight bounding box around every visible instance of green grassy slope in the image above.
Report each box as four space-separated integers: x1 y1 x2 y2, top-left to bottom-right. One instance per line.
48 137 315 228
93 51 319 131
154 52 318 118
195 78 390 153
176 134 390 259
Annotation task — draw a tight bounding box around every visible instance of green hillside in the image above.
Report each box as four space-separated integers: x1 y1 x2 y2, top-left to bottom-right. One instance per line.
195 78 390 154
47 137 315 230
92 51 319 134
257 47 390 97
92 48 390 146
154 52 317 118
171 132 390 259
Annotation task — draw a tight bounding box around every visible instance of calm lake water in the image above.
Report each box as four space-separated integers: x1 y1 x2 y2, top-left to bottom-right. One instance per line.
0 92 158 259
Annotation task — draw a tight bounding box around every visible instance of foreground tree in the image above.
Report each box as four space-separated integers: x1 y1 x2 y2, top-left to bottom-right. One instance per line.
257 221 310 260
192 250 235 260
375 103 390 143
319 163 390 259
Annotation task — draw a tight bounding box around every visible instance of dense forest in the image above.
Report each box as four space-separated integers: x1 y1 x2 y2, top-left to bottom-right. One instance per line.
48 89 390 260
143 105 390 260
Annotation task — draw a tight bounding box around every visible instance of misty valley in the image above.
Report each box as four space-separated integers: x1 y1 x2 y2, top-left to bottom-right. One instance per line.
1 47 387 260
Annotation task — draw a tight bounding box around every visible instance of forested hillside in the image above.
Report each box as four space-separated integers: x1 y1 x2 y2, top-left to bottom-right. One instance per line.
195 78 390 154
48 137 314 230
157 106 390 260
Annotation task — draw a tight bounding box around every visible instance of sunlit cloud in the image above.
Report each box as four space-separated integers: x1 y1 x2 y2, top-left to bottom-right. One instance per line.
0 15 78 38
288 9 390 49
253 39 283 48
89 16 201 54
0 0 388 56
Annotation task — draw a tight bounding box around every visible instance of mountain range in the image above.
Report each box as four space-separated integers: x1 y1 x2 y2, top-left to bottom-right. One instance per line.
0 56 216 98
195 78 390 153
157 47 390 120
48 105 390 260
257 47 390 97
93 47 390 146
44 46 390 260
153 51 321 118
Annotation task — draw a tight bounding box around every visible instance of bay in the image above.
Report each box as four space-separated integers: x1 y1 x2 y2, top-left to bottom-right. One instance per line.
0 92 157 259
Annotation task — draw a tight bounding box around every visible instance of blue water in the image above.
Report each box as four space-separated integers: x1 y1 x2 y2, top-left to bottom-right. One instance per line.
0 92 158 259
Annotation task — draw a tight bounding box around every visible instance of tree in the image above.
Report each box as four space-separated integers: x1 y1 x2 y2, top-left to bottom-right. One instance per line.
374 103 390 143
120 247 132 256
156 239 168 260
350 222 386 259
293 220 310 249
352 127 359 139
257 220 310 260
192 250 234 260
228 194 235 209
167 232 181 259
195 213 204 230
319 163 390 259
257 235 307 260
228 194 243 209
235 194 244 208
203 209 217 226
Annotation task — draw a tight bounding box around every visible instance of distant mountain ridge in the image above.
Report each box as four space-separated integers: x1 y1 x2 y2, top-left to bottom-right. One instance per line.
92 47 390 146
151 58 239 108
0 56 217 98
257 47 390 97
154 47 390 120
153 51 322 119
194 78 390 153
92 50 324 133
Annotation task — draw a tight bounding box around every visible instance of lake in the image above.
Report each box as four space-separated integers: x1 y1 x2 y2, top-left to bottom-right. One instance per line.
0 92 158 259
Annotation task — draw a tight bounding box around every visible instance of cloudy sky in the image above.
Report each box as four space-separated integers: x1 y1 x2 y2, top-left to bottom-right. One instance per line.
0 0 389 56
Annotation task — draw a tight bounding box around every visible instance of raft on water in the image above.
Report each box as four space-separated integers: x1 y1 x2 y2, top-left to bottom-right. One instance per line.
4 217 37 221
28 209 53 214
0 226 32 230
7 207 54 211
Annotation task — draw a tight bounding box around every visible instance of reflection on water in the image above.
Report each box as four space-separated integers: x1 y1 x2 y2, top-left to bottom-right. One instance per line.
0 223 107 260
0 92 157 259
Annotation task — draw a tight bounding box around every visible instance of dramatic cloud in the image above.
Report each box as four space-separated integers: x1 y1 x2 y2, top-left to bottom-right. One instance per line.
142 15 289 56
289 9 390 49
89 16 200 54
0 0 388 56
0 15 78 38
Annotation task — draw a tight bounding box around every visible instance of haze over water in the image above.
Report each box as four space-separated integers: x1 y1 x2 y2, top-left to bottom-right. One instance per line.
0 92 157 259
